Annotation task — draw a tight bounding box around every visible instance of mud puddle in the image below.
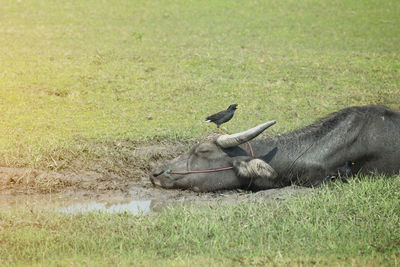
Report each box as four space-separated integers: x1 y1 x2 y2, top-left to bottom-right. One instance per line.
0 186 314 216
0 191 167 216
0 141 314 215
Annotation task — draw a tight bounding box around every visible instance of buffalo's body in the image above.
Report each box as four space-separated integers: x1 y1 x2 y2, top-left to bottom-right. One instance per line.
150 105 400 192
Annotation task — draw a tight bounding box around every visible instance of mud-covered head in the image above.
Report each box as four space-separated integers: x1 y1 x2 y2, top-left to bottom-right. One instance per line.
149 121 278 192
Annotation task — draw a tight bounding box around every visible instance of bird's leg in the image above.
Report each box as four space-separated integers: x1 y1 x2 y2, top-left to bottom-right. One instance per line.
218 127 227 135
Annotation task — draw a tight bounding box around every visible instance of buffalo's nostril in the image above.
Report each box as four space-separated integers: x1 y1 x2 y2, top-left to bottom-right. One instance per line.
150 168 164 177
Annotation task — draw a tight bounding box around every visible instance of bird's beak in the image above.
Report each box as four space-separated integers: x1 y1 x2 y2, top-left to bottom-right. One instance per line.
352 162 355 166
237 105 241 109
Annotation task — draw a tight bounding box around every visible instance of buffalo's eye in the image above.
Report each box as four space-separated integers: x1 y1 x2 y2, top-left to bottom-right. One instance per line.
195 143 216 155
196 149 210 154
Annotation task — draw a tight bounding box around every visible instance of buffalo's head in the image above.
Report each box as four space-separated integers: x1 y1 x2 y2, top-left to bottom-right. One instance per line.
150 121 278 192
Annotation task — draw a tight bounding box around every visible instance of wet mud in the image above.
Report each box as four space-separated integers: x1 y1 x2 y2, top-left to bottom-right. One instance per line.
0 184 313 215
0 141 313 214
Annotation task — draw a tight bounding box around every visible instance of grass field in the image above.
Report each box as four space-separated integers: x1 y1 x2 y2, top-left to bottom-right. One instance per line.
1 0 399 168
0 0 399 265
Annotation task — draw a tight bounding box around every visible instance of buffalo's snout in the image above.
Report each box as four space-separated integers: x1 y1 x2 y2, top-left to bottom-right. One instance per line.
150 167 164 177
149 167 164 186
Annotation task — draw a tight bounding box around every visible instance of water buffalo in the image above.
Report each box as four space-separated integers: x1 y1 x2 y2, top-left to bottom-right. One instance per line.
150 105 400 192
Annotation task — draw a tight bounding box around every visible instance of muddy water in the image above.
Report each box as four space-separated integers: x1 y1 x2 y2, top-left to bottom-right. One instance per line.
0 194 163 215
0 186 313 215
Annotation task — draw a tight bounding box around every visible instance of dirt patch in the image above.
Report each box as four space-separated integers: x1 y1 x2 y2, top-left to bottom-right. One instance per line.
0 138 313 210
0 138 189 194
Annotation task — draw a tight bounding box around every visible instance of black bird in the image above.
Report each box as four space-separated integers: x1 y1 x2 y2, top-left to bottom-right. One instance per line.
204 104 240 134
326 160 355 181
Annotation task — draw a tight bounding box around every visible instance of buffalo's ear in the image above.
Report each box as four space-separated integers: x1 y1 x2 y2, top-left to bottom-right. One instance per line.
233 159 278 180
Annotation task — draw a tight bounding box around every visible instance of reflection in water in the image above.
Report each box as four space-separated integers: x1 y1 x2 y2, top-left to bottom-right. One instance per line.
58 200 152 215
0 195 157 216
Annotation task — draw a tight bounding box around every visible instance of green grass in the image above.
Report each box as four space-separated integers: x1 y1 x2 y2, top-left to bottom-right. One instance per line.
1 0 400 265
1 176 399 266
0 0 399 167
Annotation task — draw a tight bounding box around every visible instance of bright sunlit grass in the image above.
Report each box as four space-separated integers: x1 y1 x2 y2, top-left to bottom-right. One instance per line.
0 0 399 167
0 1 399 265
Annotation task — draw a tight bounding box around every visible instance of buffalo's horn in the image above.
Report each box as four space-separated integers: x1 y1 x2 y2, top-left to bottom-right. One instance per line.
216 121 276 148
